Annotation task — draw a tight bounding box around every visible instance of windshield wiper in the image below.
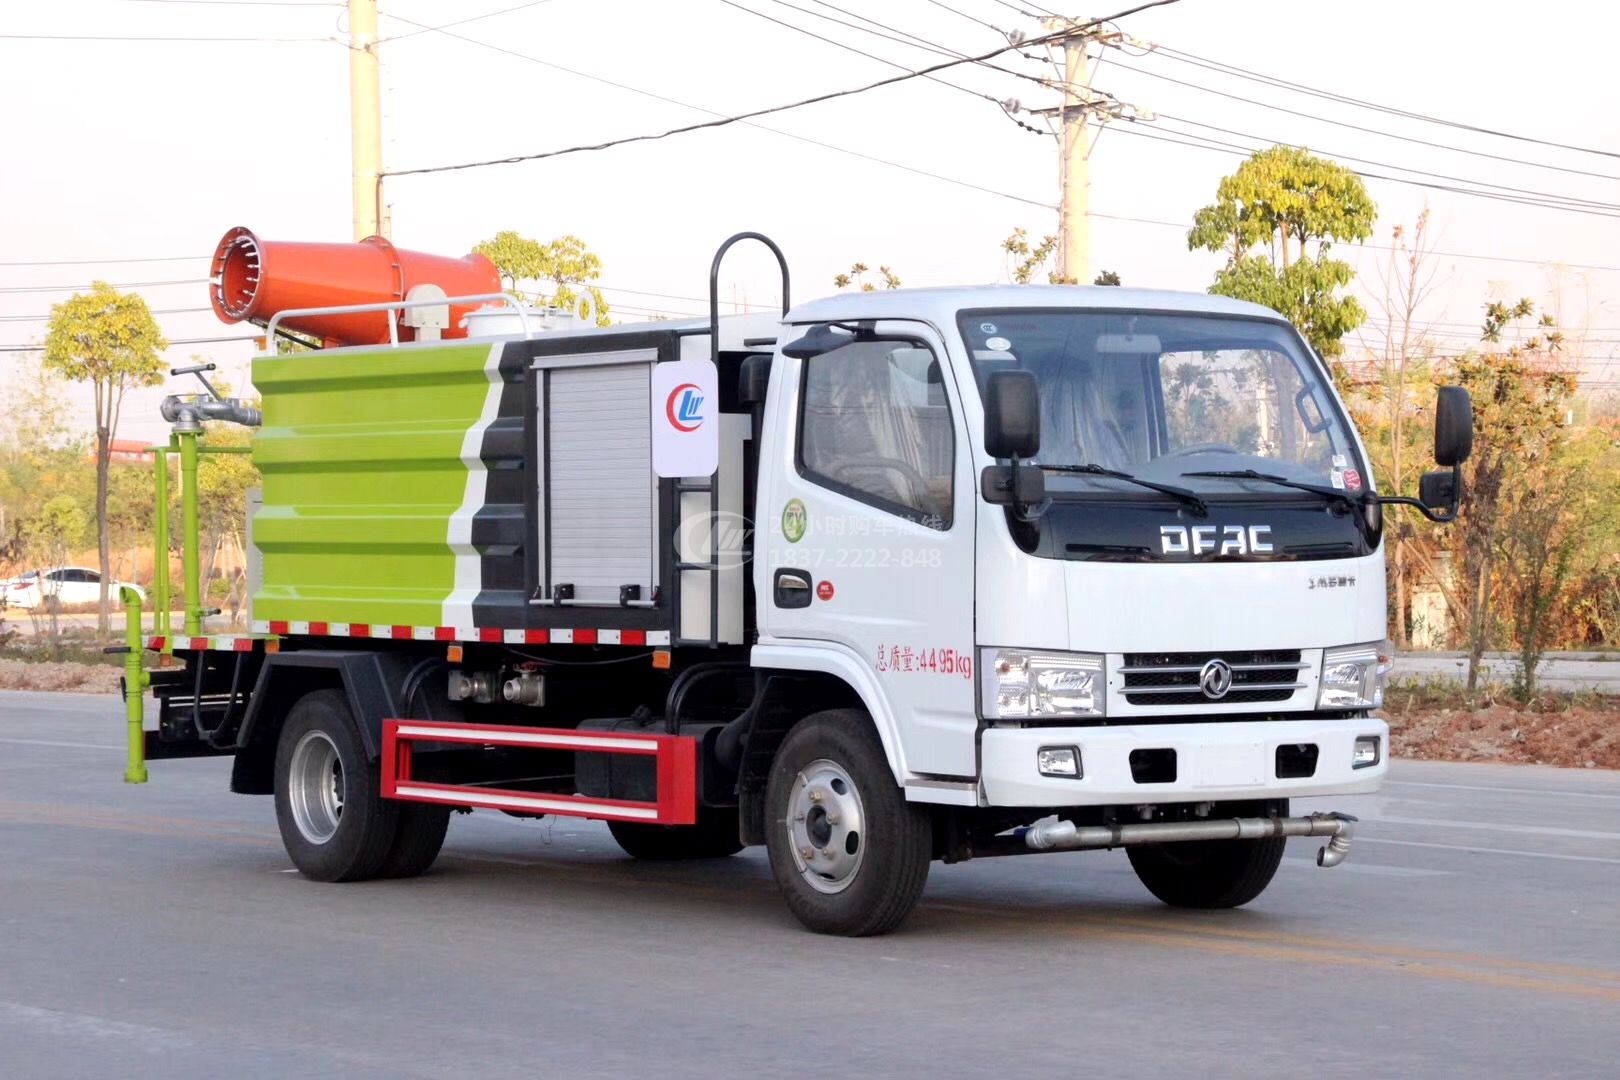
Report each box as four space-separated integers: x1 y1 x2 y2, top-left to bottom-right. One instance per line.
1043 463 1209 517
1181 469 1360 511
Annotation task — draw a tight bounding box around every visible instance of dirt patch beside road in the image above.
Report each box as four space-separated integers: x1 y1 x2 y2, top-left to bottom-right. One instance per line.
0 658 122 694
1386 704 1620 769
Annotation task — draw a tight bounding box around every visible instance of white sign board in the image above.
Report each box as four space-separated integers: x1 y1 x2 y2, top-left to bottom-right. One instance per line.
651 357 719 478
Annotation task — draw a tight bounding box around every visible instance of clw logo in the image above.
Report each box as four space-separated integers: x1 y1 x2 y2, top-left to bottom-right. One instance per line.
666 383 705 432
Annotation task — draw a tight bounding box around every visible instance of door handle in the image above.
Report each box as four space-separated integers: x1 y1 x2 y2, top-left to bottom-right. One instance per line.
773 569 813 609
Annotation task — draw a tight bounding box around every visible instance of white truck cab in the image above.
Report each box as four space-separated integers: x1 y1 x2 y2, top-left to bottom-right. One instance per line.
741 283 1469 931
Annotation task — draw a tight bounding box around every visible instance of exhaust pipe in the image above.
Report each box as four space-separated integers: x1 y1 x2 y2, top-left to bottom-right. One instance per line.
1024 812 1357 868
209 226 500 347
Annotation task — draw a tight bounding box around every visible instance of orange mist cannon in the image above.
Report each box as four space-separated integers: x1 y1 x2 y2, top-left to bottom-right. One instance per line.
210 226 501 347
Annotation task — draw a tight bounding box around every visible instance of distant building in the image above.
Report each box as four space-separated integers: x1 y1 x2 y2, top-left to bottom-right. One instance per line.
100 440 155 465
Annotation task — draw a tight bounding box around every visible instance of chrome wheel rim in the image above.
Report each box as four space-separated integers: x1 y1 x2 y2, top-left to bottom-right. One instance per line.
785 759 867 894
287 730 345 844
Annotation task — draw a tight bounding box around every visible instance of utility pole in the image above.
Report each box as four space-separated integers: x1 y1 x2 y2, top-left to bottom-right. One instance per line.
349 0 385 240
1049 23 1091 286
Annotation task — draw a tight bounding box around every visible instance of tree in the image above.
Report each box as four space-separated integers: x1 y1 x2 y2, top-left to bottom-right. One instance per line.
42 282 167 634
473 231 611 326
1188 147 1375 382
1000 229 1120 286
1092 270 1122 286
1446 299 1577 697
833 262 901 291
22 494 89 649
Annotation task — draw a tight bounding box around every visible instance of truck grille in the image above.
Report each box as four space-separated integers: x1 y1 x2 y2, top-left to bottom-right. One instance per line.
1120 650 1307 706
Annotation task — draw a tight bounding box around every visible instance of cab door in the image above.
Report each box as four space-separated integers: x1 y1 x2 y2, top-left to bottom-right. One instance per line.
757 321 978 778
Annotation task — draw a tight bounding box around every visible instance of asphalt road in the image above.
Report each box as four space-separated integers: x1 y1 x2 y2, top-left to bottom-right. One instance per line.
2 690 1617 1079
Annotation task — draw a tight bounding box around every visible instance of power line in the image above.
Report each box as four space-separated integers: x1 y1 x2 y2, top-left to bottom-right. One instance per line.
791 0 1043 85
0 32 334 42
382 0 1183 178
1119 51 1620 183
714 0 1010 107
373 10 1056 204
1093 120 1620 218
0 307 211 322
1151 43 1620 162
0 278 209 294
1086 208 1620 274
0 334 257 354
374 0 556 45
1150 114 1620 212
921 0 1006 34
0 254 206 267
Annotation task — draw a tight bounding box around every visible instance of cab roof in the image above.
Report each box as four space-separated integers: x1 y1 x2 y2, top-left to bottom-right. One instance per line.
782 284 1284 327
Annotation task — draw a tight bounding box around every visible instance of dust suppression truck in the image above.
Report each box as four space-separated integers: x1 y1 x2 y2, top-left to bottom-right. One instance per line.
116 227 1473 936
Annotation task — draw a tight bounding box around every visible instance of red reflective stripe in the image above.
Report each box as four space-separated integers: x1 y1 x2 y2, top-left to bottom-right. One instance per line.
434 626 457 641
189 637 208 651
621 630 646 646
574 628 597 645
309 622 328 636
150 636 166 650
524 629 549 645
479 627 503 643
391 625 412 640
351 624 371 638
268 621 289 635
233 638 253 652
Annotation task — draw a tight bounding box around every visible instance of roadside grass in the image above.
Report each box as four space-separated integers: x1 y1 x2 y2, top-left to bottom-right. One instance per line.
1382 674 1613 715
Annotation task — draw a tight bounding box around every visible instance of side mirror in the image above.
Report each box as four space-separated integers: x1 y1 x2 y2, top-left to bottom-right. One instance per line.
1418 470 1457 512
738 353 771 405
984 370 1040 460
1434 386 1473 466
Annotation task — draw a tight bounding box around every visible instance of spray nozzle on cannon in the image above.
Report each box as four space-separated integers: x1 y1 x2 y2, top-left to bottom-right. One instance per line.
161 361 262 431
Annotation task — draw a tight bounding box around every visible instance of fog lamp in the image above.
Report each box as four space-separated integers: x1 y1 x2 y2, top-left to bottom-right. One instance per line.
1352 735 1381 769
1037 746 1082 778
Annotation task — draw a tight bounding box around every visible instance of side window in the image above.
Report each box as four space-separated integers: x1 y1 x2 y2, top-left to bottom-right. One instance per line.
799 340 954 528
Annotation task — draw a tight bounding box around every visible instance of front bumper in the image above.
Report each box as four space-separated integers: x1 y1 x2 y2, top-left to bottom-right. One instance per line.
979 717 1387 807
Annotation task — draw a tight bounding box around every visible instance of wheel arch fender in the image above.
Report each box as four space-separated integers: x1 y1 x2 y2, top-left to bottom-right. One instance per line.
748 642 908 781
230 650 412 794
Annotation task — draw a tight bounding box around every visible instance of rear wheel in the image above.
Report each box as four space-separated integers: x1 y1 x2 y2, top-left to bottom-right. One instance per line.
273 689 399 882
764 709 931 936
1127 803 1287 909
378 803 452 878
608 808 743 861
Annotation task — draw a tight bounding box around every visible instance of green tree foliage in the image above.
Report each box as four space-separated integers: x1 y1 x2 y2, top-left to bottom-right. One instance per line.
1188 147 1374 378
833 262 901 291
473 231 611 326
21 494 89 648
1444 300 1578 697
1092 270 1122 286
42 282 167 634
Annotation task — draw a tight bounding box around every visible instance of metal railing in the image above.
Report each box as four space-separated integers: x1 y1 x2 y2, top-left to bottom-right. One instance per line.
263 292 533 349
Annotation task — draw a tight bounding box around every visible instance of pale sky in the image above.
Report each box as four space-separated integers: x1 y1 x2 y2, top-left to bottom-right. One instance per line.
3 0 1618 443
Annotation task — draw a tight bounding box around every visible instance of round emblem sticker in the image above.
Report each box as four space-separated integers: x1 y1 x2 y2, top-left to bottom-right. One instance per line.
816 580 835 602
781 498 807 543
985 336 1012 351
979 322 997 334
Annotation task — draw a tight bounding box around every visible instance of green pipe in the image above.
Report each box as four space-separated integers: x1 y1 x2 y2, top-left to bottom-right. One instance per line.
122 586 148 784
149 447 171 640
179 430 202 637
199 445 252 455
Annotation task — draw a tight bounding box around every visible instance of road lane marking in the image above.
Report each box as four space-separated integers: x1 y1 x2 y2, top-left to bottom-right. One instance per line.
1387 779 1620 801
1374 814 1620 842
0 737 121 750
1359 836 1620 866
0 1001 197 1053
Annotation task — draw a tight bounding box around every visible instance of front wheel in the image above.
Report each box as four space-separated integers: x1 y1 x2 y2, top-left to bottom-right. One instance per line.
1126 805 1287 909
764 709 932 936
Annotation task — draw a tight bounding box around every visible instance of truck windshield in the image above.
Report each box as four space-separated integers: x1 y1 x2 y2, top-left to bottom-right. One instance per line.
958 309 1366 495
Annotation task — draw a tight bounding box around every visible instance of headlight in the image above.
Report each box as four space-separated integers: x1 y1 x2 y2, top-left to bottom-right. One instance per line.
1318 642 1391 710
981 649 1105 719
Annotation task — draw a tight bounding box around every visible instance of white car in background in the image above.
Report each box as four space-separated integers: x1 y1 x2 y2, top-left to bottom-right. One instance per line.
0 567 146 610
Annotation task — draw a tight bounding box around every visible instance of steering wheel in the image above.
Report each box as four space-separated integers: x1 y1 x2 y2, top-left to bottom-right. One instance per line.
1163 442 1245 457
829 458 930 494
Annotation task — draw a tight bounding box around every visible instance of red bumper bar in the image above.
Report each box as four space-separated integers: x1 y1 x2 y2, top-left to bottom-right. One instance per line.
380 720 697 825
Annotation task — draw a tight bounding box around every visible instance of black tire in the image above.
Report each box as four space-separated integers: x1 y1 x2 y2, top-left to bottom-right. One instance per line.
1126 803 1287 909
377 803 452 878
273 689 399 882
764 709 932 936
608 808 743 861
